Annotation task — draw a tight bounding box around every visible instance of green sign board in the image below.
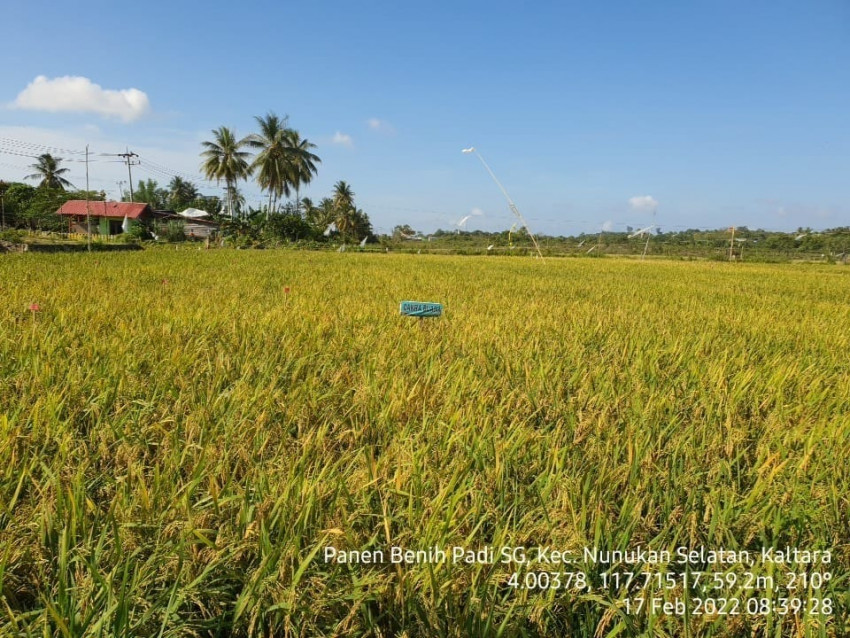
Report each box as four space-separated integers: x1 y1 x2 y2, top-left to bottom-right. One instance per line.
400 301 443 317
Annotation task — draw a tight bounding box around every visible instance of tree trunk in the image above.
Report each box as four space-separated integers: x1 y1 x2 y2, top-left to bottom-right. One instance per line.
227 180 234 220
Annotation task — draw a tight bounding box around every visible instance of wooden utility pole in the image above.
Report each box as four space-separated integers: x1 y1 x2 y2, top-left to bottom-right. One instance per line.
86 145 91 252
117 149 139 201
728 226 735 261
0 180 7 229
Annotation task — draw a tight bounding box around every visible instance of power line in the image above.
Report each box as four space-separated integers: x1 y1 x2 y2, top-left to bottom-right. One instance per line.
0 148 38 159
0 161 30 171
0 136 88 156
137 155 215 185
136 162 217 188
137 161 199 184
0 145 104 163
0 136 242 196
101 149 139 201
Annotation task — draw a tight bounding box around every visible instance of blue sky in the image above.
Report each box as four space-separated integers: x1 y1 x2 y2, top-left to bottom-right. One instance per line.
2 0 848 235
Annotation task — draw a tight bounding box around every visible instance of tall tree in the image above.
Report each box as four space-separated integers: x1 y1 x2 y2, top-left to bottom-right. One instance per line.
247 114 321 217
131 179 168 209
226 185 246 218
247 113 291 215
308 197 337 234
201 127 252 219
332 181 357 239
167 177 199 210
299 196 314 221
351 208 374 239
25 154 74 190
285 129 320 214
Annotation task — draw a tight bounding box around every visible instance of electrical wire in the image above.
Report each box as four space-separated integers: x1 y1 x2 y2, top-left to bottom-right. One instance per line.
138 156 216 186
0 136 88 156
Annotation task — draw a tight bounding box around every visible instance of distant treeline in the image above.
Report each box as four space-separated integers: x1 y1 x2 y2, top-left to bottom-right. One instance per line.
384 225 850 261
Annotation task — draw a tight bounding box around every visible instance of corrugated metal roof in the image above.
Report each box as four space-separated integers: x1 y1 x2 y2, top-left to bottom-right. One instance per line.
56 201 151 219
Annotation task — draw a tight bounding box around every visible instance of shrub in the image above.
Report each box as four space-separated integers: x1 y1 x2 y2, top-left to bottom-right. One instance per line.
0 228 26 243
163 221 186 243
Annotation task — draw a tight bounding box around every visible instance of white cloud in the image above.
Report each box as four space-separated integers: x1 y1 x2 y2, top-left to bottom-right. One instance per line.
12 75 150 122
470 207 484 216
367 118 395 134
601 220 614 231
332 131 353 147
628 195 658 212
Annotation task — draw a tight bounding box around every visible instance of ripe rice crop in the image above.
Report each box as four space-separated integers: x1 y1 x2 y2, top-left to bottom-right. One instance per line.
1 250 848 636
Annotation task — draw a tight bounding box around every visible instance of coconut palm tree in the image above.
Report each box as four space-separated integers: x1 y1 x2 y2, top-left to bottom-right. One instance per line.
333 181 357 239
225 185 246 218
308 197 337 234
285 129 320 214
167 176 199 210
25 154 75 190
133 179 168 208
300 196 314 218
247 113 291 216
247 115 321 217
351 208 373 239
201 126 252 219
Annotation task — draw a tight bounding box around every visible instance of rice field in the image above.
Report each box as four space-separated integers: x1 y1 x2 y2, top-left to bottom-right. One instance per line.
1 250 848 637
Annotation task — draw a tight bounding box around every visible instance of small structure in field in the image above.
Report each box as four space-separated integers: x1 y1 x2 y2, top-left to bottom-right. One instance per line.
149 209 218 239
174 208 219 239
56 201 219 240
56 201 151 235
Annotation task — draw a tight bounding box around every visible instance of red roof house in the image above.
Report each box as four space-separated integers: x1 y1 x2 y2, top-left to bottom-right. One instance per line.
56 200 152 235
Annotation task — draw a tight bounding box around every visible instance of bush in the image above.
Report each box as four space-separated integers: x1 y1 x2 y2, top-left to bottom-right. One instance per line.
264 214 314 241
117 232 140 244
163 221 186 243
0 228 26 243
125 221 152 241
